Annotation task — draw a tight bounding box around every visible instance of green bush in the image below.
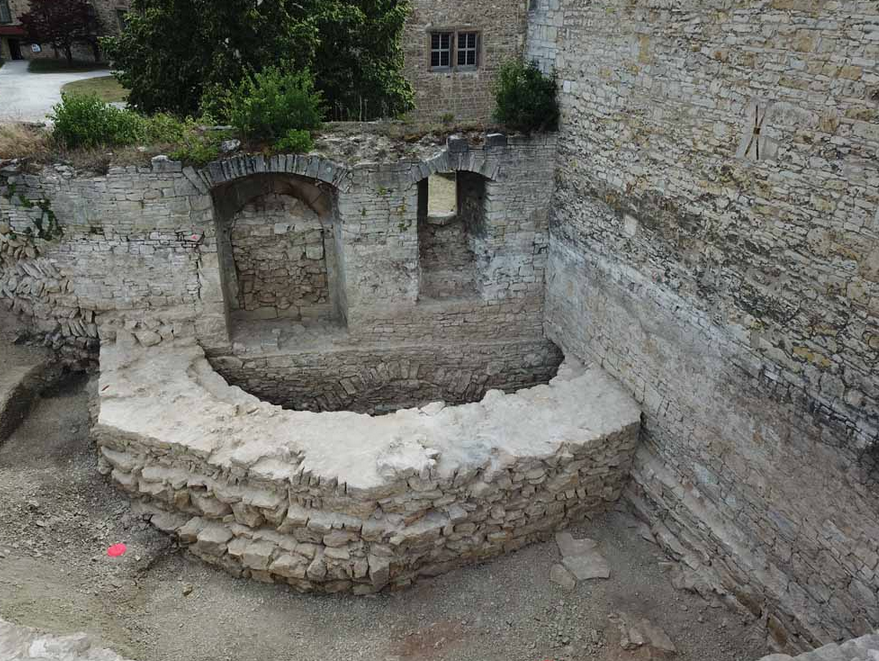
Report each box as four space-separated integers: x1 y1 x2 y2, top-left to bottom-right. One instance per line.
493 59 559 133
274 129 314 154
228 68 324 141
143 112 189 144
51 93 145 148
169 138 220 167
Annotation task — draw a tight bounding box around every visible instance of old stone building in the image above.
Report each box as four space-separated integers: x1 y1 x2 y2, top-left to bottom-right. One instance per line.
1 0 878 658
402 0 528 123
0 0 129 62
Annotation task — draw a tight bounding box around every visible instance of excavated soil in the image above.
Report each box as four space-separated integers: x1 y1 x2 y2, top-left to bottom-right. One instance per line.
0 374 771 661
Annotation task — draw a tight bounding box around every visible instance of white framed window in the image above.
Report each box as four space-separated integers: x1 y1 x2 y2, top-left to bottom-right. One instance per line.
430 32 453 69
0 1 13 25
457 32 479 68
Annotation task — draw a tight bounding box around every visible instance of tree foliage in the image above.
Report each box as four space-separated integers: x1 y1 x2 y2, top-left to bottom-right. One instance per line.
102 0 414 121
493 59 559 133
20 0 103 64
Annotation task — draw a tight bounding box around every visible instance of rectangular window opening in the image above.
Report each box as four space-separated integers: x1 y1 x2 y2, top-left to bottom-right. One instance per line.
430 32 452 69
457 32 478 68
0 1 13 24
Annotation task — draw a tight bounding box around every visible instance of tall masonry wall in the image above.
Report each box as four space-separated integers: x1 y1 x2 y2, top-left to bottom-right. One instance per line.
529 0 879 653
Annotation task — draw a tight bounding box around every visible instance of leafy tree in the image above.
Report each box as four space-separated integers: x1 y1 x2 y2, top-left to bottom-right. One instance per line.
102 0 414 121
493 59 559 133
19 0 103 64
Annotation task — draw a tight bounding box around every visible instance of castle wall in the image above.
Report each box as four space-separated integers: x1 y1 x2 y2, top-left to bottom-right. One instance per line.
402 0 527 122
533 0 879 652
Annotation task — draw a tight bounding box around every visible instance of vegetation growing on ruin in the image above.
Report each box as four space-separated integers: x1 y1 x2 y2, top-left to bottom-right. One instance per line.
493 59 559 133
226 68 323 150
102 0 414 122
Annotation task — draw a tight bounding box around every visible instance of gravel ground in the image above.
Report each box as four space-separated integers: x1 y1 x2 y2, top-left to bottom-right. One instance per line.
0 374 771 661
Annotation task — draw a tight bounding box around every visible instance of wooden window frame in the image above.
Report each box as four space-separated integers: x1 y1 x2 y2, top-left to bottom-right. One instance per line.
456 31 479 70
428 29 482 72
430 31 453 70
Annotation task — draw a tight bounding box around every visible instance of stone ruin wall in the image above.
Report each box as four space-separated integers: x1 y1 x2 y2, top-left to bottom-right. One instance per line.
228 192 333 322
211 339 562 415
529 0 879 653
0 135 562 405
93 336 640 594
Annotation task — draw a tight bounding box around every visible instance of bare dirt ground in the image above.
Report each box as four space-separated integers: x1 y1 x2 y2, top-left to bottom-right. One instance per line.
0 375 771 661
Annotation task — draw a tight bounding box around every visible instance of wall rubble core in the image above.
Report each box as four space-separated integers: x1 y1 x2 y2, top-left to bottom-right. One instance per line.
94 336 641 593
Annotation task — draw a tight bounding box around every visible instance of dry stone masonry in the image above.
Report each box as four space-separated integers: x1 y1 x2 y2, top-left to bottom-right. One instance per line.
758 634 879 661
93 334 640 593
530 0 879 653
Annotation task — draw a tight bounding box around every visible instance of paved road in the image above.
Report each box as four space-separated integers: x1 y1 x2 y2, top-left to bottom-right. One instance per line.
0 60 111 123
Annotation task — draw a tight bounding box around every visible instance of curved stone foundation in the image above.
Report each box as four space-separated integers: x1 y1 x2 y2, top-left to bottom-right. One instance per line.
94 332 641 593
210 335 564 414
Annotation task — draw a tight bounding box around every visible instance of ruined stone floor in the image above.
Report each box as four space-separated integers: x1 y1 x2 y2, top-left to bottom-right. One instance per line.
0 374 770 661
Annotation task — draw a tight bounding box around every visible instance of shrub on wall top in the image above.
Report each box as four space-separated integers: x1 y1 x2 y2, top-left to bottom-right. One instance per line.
228 68 324 142
50 94 146 148
493 59 559 133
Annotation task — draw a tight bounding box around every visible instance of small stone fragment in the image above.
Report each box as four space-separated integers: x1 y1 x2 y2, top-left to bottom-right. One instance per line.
555 531 599 557
562 550 610 580
550 563 576 591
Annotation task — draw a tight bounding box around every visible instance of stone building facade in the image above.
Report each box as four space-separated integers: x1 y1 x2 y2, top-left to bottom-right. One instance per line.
0 0 129 62
529 0 879 653
402 0 528 123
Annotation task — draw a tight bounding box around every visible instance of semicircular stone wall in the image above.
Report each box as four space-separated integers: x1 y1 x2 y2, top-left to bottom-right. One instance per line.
94 332 641 593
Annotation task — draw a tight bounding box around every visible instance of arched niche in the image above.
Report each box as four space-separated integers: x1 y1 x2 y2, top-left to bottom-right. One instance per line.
211 174 347 337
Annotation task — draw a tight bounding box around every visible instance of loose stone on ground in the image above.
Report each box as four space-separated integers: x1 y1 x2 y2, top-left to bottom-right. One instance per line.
556 531 611 581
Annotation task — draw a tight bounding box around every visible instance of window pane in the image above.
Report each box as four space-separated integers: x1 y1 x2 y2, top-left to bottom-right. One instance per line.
0 1 11 24
431 32 452 68
457 32 478 67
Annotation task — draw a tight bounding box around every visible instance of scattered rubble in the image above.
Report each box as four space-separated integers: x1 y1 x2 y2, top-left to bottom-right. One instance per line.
555 531 611 581
0 617 132 661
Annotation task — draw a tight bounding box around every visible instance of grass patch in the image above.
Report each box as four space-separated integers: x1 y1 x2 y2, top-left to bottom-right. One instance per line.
0 123 51 160
27 60 109 74
61 76 128 104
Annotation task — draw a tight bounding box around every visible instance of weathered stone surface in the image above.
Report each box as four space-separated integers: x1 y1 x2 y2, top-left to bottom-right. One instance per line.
549 563 576 591
93 339 640 594
0 616 132 661
561 551 610 581
757 633 879 661
532 0 879 649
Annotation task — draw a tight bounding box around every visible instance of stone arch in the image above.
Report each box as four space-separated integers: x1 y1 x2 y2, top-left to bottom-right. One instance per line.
197 154 353 194
411 142 501 302
211 172 347 339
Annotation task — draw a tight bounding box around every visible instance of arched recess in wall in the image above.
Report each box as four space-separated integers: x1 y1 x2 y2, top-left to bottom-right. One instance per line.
415 167 490 302
211 174 347 339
